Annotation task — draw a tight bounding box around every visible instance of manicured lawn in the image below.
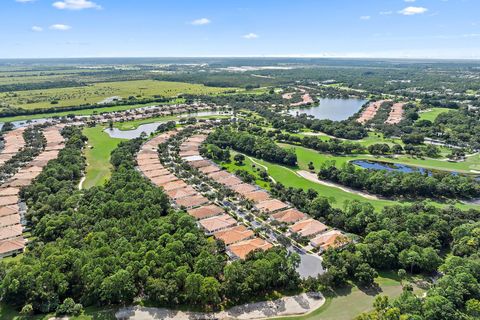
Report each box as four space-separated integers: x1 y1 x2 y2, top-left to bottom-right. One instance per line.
418 108 455 122
82 126 126 189
275 272 419 320
288 143 480 174
0 80 236 110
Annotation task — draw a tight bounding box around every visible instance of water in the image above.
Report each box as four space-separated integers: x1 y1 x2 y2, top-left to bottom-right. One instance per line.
351 160 479 180
0 118 52 130
289 98 367 121
104 111 231 139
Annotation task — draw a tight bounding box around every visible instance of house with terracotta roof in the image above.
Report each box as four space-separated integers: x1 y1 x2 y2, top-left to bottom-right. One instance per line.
0 205 19 217
290 219 328 238
217 175 243 187
243 190 271 203
310 230 347 251
0 238 25 258
151 175 178 185
175 194 209 209
166 185 197 199
0 224 22 241
161 180 188 191
256 199 289 214
227 238 273 260
271 208 307 224
230 183 258 195
199 214 237 234
214 225 254 245
199 165 221 174
0 196 19 207
187 204 224 220
189 160 211 168
207 170 231 180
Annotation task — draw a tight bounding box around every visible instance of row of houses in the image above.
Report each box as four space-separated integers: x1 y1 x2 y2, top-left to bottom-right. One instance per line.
385 102 405 125
136 129 273 260
0 125 65 258
185 135 348 253
179 134 273 260
357 100 406 125
0 127 26 167
357 100 386 124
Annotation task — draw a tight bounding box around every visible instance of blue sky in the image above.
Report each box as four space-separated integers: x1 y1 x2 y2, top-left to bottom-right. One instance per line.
1 0 479 59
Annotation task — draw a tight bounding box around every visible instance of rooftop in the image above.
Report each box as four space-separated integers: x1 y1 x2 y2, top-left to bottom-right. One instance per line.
256 199 289 213
199 214 237 233
228 238 273 260
187 204 225 220
290 219 328 238
214 225 254 245
175 194 209 208
272 208 307 224
310 230 347 250
243 190 271 203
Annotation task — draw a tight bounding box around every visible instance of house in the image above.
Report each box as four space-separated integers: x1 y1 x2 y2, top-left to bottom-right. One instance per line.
166 186 198 200
214 225 254 245
199 214 237 234
256 199 289 214
230 183 257 195
227 238 273 260
271 209 307 224
175 194 209 209
187 204 225 220
0 238 25 258
217 175 243 187
310 230 347 251
243 190 271 203
290 219 328 238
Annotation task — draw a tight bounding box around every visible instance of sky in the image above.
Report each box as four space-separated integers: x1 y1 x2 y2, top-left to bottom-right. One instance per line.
1 0 480 59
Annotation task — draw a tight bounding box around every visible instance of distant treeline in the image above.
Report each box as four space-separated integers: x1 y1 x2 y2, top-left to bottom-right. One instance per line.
0 80 85 93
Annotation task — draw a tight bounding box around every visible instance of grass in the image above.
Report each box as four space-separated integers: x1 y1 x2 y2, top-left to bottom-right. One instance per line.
288 143 480 175
0 80 235 110
275 272 421 320
418 108 455 122
82 126 126 189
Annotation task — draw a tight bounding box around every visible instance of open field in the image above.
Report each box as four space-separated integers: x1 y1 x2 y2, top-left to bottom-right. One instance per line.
0 99 184 123
82 126 126 188
0 80 235 110
418 108 455 122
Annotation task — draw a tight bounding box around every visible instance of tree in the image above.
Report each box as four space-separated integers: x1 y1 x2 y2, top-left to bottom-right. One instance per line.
100 270 136 304
234 153 245 165
185 273 204 305
423 295 456 320
200 277 221 306
354 263 378 287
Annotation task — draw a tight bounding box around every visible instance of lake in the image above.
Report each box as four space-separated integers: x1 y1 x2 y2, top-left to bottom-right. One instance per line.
289 98 367 121
104 111 231 139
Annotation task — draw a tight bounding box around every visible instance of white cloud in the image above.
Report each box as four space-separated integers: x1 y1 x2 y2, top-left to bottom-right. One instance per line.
243 33 259 39
360 16 371 20
49 24 72 31
31 26 43 32
190 18 211 26
399 6 428 15
53 0 101 10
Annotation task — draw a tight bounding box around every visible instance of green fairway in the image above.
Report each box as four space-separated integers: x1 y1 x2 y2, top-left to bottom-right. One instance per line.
82 126 126 189
288 143 480 174
418 108 454 122
275 273 414 320
0 80 235 110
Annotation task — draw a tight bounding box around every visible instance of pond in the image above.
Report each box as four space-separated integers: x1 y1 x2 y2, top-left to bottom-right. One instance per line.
104 111 231 139
351 160 480 182
289 98 367 121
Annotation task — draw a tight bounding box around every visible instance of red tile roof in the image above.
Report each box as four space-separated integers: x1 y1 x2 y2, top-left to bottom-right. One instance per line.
256 199 289 213
228 238 273 259
187 204 224 220
272 209 307 224
214 225 254 245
